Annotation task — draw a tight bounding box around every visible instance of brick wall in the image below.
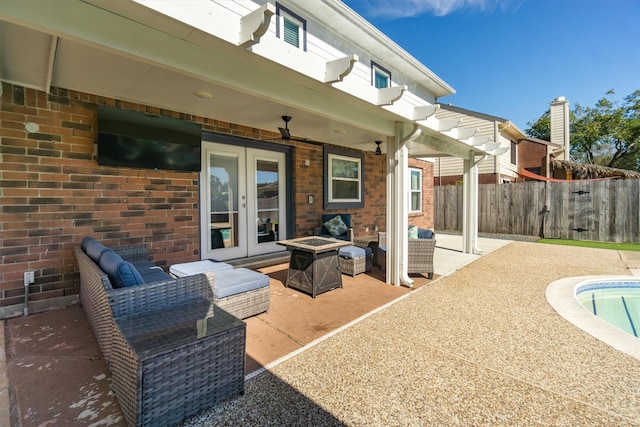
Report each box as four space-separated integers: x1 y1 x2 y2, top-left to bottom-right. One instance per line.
290 142 388 237
518 140 548 175
1 83 434 314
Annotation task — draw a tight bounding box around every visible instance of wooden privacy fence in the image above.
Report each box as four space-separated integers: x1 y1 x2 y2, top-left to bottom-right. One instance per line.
434 179 640 243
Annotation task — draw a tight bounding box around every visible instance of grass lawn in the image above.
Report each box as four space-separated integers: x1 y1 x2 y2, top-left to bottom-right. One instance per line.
539 239 640 252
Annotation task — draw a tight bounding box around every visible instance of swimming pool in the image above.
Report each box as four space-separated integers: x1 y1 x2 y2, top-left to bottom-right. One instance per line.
575 280 640 338
546 276 640 361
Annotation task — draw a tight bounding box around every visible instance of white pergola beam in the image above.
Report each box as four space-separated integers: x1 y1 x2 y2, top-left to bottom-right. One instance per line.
324 54 358 83
238 3 275 48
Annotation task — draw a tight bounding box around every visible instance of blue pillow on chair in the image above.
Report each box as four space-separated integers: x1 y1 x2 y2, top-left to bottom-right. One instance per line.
418 228 433 239
81 236 98 252
99 250 145 289
85 240 113 263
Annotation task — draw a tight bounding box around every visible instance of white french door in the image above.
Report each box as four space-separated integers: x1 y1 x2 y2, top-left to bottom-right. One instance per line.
200 142 287 260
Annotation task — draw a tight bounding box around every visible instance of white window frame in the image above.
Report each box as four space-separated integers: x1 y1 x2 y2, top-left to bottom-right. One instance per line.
276 3 307 51
371 61 391 88
409 168 422 213
323 146 364 209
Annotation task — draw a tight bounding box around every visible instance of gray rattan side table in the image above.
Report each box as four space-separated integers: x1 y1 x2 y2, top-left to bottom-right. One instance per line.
111 298 246 427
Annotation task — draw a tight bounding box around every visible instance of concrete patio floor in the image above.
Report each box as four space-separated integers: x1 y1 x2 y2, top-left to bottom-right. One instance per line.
3 234 489 427
4 235 640 425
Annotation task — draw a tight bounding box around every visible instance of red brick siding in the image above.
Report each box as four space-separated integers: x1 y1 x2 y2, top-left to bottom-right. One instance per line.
518 141 547 174
290 142 388 237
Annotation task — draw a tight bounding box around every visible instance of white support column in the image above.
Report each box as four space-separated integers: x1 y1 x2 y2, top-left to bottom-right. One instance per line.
462 150 482 255
385 135 400 285
462 151 473 254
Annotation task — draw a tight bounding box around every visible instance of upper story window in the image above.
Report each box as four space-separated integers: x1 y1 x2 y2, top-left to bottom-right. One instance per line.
276 4 307 51
409 168 422 212
510 140 517 165
371 61 391 88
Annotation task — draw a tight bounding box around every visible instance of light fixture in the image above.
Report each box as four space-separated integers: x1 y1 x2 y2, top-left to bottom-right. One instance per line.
375 141 382 155
278 116 292 140
193 91 213 99
25 122 40 133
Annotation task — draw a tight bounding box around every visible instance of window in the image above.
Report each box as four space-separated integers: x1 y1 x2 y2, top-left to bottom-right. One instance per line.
510 140 517 165
371 61 391 88
323 146 364 209
276 4 306 50
409 168 422 212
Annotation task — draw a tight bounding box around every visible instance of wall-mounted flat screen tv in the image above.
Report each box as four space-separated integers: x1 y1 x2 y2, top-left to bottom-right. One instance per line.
97 105 202 172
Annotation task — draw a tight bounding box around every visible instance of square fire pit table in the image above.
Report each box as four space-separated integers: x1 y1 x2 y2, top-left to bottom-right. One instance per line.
277 237 351 298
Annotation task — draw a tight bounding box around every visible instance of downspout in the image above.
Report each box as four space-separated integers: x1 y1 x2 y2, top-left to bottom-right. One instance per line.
398 122 420 287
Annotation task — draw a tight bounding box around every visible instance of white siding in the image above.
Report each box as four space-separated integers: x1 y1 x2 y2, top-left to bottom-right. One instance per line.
135 0 438 117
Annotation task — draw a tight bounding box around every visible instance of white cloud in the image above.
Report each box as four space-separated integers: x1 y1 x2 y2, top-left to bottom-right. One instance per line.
352 0 514 18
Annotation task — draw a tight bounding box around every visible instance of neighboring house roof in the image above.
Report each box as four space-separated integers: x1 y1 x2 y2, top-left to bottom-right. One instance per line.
553 160 640 180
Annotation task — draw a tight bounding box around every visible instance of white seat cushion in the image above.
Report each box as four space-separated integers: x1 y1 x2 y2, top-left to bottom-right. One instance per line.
169 260 233 277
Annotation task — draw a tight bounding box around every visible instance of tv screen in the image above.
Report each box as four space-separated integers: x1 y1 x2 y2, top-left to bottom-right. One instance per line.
97 106 202 172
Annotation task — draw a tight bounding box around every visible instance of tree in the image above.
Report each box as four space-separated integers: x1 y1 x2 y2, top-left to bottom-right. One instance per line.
526 90 640 171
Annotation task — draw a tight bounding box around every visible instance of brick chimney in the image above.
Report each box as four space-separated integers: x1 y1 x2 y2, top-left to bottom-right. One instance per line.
550 96 570 160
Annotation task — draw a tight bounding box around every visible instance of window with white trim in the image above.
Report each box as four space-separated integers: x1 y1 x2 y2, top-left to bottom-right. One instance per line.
323 146 364 209
276 4 306 50
371 61 391 88
409 168 422 212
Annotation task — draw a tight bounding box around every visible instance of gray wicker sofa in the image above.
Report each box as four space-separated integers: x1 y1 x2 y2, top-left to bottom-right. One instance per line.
74 238 213 363
74 240 246 426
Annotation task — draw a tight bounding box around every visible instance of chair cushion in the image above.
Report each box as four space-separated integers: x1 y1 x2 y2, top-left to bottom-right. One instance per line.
212 268 270 299
133 261 172 282
169 260 234 277
85 240 113 263
339 245 367 259
100 250 145 289
324 215 348 238
408 226 419 240
418 228 433 239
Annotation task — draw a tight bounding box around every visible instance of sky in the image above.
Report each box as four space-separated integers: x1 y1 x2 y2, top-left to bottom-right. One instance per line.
342 0 640 131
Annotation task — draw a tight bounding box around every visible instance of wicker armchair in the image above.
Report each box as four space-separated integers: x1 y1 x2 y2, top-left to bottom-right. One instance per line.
377 231 436 279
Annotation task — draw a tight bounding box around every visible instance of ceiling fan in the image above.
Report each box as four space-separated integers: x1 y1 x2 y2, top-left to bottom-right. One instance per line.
275 115 324 145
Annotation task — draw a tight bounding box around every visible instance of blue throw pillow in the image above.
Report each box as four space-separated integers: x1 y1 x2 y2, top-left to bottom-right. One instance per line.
324 215 348 237
81 236 98 252
99 250 145 289
85 240 113 263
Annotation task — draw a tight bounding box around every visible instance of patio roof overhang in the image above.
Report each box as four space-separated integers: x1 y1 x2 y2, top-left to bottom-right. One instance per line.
0 0 504 286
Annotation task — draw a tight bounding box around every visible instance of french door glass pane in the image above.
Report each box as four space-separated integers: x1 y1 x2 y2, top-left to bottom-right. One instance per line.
256 159 279 243
209 153 239 250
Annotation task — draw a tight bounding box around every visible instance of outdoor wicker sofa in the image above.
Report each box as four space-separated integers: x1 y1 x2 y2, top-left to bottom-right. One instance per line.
74 242 246 426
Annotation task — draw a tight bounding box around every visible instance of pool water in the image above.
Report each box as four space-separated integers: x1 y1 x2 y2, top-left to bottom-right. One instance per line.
576 281 640 338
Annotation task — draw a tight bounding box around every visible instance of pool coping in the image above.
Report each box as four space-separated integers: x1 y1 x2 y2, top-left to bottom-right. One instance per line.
546 275 640 361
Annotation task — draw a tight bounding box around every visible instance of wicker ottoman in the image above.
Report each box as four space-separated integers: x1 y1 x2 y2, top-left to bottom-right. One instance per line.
338 245 372 277
208 268 270 319
170 261 270 319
